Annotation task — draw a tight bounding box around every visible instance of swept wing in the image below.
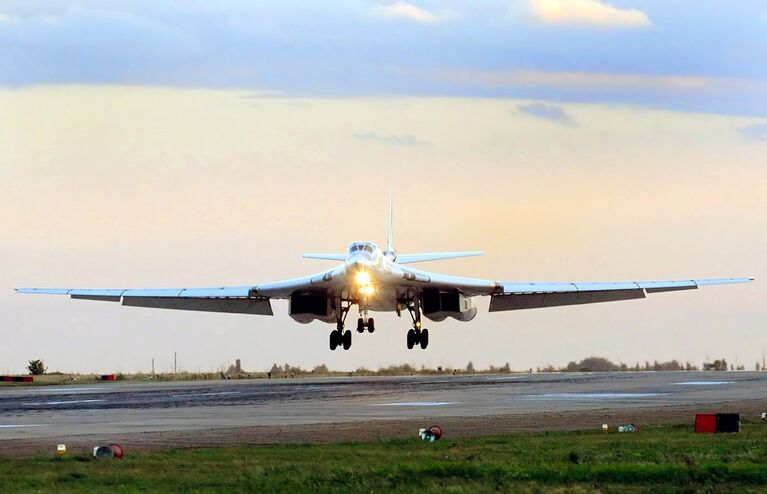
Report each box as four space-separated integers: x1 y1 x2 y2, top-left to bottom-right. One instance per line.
16 266 344 315
398 265 753 309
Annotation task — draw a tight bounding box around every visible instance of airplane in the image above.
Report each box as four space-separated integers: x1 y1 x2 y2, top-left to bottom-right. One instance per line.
17 196 753 351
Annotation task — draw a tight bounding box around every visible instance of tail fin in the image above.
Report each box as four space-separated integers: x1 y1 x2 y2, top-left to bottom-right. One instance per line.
384 192 396 260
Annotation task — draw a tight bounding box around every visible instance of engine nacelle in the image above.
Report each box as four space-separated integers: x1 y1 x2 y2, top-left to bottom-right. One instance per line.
421 288 477 322
289 291 335 324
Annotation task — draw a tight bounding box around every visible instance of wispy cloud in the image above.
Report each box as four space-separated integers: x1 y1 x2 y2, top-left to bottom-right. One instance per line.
377 2 447 23
0 13 11 23
739 123 767 142
354 131 427 146
429 68 746 92
516 102 575 125
530 0 652 28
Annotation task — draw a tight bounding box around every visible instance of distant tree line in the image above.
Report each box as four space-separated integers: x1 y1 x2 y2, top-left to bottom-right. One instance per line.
18 355 757 382
536 357 699 373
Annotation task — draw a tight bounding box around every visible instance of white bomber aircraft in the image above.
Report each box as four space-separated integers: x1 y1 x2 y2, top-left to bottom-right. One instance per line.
17 196 752 351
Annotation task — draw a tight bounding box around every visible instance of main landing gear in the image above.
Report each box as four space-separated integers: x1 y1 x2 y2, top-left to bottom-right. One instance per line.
330 298 353 351
329 324 351 351
404 298 429 350
328 297 429 351
331 299 375 351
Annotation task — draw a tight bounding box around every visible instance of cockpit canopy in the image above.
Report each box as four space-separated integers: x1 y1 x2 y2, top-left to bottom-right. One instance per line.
347 242 377 256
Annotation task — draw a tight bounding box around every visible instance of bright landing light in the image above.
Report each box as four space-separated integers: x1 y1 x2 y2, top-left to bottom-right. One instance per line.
355 270 375 296
355 271 371 285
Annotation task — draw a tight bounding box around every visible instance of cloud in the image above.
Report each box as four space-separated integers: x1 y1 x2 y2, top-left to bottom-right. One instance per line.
516 102 574 125
377 2 439 23
739 123 767 142
353 131 427 146
530 0 652 28
429 68 741 92
0 14 11 22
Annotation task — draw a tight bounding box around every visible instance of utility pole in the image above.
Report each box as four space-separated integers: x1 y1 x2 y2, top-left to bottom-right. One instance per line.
174 352 177 375
151 357 155 378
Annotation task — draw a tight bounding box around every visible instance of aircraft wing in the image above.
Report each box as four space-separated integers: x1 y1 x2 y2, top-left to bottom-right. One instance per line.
399 265 753 309
489 277 753 311
16 266 344 315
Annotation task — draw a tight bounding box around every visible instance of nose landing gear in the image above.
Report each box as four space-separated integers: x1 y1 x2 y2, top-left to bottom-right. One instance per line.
356 311 375 333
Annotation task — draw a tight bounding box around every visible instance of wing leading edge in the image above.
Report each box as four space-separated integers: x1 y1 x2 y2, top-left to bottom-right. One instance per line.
16 266 344 315
16 287 274 315
395 251 484 264
488 277 753 311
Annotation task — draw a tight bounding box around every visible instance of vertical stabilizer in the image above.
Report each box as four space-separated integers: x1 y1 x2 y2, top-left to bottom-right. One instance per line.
384 192 396 260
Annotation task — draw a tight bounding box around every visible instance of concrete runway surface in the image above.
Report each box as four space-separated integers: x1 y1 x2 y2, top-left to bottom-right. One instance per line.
2 371 766 443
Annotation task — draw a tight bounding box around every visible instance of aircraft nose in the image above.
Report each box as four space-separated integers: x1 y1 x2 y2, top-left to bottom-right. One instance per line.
347 253 374 274
350 259 371 271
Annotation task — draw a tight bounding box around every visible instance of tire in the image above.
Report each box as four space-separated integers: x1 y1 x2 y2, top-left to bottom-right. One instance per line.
329 331 338 351
406 329 415 349
343 330 352 350
368 318 375 333
356 318 365 333
420 328 429 349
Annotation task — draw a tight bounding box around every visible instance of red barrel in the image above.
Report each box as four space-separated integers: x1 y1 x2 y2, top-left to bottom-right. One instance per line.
428 425 444 440
109 444 124 459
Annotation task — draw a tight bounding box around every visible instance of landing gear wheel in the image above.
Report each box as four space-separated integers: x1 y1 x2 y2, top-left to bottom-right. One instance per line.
356 317 365 333
420 328 429 349
368 318 375 333
329 330 339 351
406 329 415 349
343 330 352 350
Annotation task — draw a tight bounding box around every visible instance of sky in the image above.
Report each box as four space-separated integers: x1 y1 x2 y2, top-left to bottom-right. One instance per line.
0 1 765 374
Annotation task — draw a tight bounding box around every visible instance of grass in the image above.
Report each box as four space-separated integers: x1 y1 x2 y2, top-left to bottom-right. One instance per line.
2 424 767 493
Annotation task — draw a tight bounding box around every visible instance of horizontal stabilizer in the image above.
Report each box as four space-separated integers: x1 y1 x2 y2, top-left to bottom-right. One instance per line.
396 251 484 264
303 253 346 261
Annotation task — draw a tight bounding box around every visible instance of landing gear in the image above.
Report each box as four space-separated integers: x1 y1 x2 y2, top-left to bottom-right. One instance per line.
330 330 339 350
357 311 375 333
407 328 416 349
329 329 352 350
405 328 429 350
404 297 428 350
331 299 353 351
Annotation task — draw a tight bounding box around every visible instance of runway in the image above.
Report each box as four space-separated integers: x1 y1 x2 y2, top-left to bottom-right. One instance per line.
2 371 766 446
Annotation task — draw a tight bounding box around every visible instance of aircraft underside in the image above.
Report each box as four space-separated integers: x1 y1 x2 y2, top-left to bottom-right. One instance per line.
289 280 478 351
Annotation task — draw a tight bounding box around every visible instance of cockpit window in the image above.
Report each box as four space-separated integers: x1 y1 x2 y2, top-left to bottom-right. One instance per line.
348 242 376 255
